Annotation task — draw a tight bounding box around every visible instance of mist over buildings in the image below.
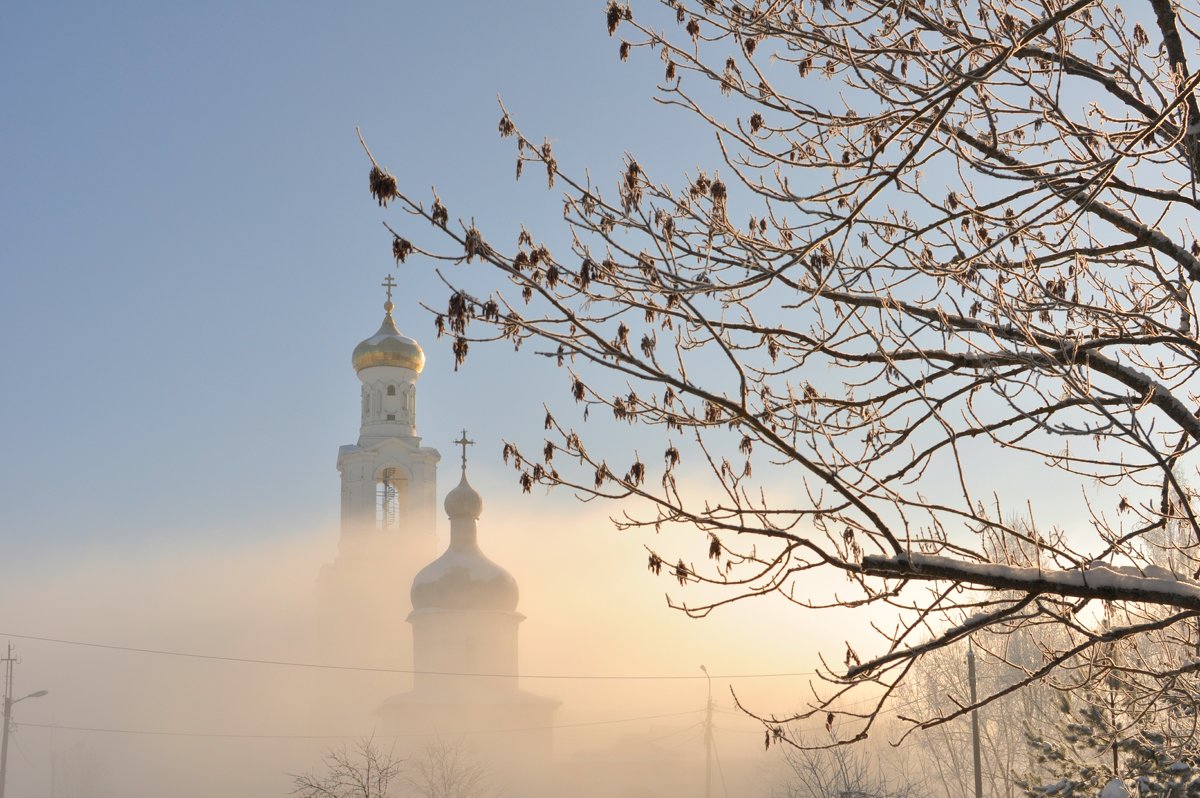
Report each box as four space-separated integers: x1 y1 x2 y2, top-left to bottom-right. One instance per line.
0 281 866 798
1 462 831 796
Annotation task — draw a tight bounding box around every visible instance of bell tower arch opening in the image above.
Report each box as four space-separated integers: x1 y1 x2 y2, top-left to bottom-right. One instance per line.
375 466 410 530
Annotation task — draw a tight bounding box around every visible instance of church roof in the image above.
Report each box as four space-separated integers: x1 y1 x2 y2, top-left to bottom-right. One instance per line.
444 471 484 519
410 470 519 612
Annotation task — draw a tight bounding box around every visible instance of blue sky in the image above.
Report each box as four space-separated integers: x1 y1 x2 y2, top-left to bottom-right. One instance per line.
0 1 696 558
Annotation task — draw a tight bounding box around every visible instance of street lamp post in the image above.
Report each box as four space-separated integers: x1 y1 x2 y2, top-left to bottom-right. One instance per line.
0 652 46 798
0 683 47 798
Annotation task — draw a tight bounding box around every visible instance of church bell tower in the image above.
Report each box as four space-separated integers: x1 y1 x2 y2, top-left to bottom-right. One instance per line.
336 275 440 550
316 277 441 710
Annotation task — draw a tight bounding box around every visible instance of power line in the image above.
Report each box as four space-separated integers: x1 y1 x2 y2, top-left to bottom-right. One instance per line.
713 724 765 734
0 632 815 681
14 709 704 741
646 721 704 745
12 633 1010 717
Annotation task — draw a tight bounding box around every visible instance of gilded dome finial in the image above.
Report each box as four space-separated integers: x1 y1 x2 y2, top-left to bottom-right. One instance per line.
382 273 397 314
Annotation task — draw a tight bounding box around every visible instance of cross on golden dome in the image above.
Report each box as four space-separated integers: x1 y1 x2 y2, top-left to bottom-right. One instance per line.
382 274 397 312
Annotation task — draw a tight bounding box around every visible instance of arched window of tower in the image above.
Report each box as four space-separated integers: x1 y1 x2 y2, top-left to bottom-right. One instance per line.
382 384 406 424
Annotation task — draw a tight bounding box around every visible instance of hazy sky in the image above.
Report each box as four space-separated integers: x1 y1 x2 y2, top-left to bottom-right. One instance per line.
0 0 1088 555
2 0 674 554
0 4 862 795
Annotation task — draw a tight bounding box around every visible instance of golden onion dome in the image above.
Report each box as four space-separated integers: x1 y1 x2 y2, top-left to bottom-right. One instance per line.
352 301 426 373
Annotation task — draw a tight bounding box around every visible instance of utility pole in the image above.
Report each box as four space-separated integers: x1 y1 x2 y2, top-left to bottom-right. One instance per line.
0 644 47 798
967 639 983 798
1 643 16 798
701 665 713 798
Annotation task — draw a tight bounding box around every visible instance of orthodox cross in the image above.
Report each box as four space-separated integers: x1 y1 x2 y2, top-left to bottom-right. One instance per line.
381 274 397 304
454 429 475 471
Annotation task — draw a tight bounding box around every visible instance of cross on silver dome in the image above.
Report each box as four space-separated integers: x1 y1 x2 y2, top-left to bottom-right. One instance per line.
453 429 475 473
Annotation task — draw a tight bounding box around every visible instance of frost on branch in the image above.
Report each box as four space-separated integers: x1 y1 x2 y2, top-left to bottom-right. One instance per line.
363 0 1200 744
